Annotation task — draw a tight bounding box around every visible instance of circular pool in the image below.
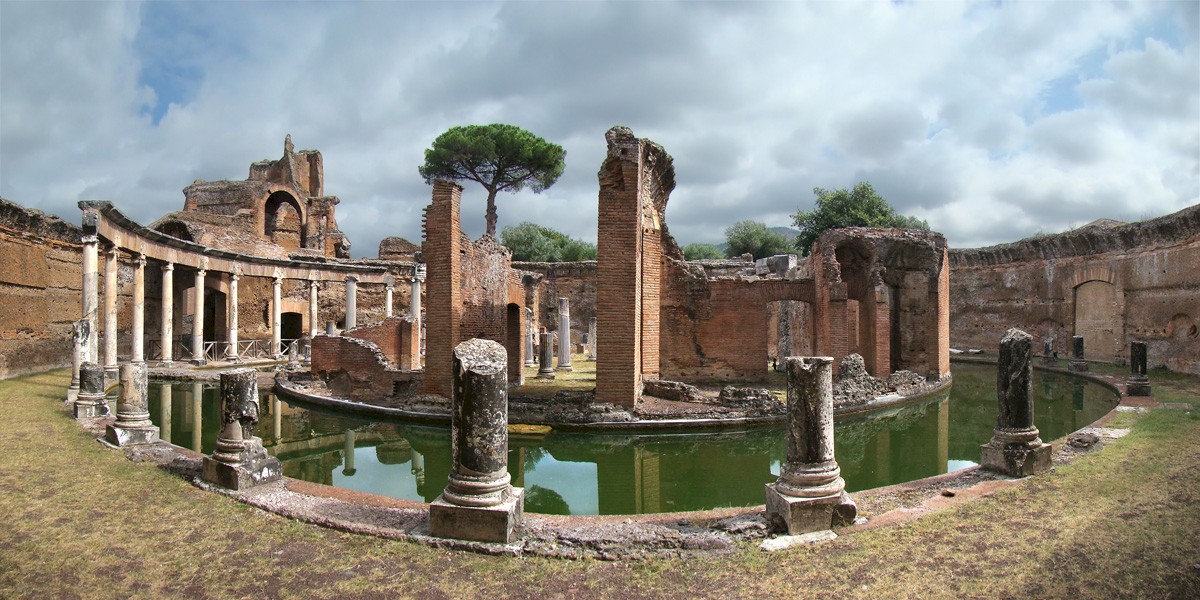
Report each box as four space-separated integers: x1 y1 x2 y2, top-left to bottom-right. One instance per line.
145 363 1117 515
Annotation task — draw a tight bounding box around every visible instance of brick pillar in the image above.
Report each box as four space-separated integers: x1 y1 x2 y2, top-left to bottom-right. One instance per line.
863 285 891 378
933 248 951 378
420 180 463 396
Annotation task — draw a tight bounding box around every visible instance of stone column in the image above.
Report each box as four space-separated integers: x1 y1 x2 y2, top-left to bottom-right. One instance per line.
73 362 109 419
765 356 856 535
980 328 1051 477
160 263 174 364
1127 341 1152 396
105 362 159 446
131 255 145 363
1069 335 1088 372
103 247 119 378
271 276 282 358
410 267 423 328
81 235 99 365
309 281 320 338
430 339 524 543
159 383 173 441
224 271 240 362
201 368 282 490
556 297 572 371
271 395 282 442
537 329 555 379
411 450 425 486
326 321 336 336
191 381 203 453
524 307 536 366
587 317 597 361
342 430 357 476
345 275 359 331
384 277 394 318
191 268 206 365
68 319 90 403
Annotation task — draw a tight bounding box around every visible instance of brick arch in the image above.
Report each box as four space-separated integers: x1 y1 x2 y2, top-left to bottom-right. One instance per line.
1066 264 1116 292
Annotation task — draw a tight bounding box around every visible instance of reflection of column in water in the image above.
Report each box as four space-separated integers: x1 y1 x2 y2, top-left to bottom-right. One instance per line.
411 450 424 486
342 430 357 476
191 381 203 453
509 447 526 488
271 395 281 442
159 383 172 441
1041 376 1054 405
937 398 949 473
636 448 661 514
874 427 891 483
1072 380 1085 412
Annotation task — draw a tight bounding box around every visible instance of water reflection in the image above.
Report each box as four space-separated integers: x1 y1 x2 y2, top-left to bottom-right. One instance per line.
145 364 1117 515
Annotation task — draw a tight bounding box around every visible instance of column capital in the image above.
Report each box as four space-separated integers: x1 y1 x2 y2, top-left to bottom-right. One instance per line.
273 276 282 286
82 234 99 245
105 245 120 258
161 261 174 272
196 268 207 278
230 264 243 278
345 274 359 283
135 254 147 267
229 271 239 282
309 279 320 290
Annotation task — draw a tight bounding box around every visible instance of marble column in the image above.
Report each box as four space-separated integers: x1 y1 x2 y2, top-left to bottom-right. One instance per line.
384 277 394 318
765 356 856 534
103 246 119 378
343 430 357 476
159 383 173 441
271 395 282 443
271 276 282 358
524 307 536 366
201 368 282 490
81 235 99 364
430 339 523 543
160 263 174 364
587 317 597 361
68 319 90 403
1069 335 1088 372
1127 341 1152 396
73 362 109 419
537 329 556 379
105 362 159 446
191 268 206 365
345 275 358 331
556 297 572 372
309 281 320 337
224 271 240 362
980 328 1051 477
131 255 145 363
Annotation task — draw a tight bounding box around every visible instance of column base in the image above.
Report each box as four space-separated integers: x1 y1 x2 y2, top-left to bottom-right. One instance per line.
66 386 79 404
1068 360 1089 372
980 440 1052 477
200 438 282 490
192 358 207 366
1126 378 1152 397
556 365 573 372
73 398 110 419
430 487 524 544
587 356 596 362
536 370 556 379
524 360 536 367
764 484 857 535
105 423 160 447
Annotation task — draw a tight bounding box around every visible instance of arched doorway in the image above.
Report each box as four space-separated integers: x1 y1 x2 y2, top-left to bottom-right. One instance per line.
1074 280 1119 361
506 303 524 385
264 191 306 250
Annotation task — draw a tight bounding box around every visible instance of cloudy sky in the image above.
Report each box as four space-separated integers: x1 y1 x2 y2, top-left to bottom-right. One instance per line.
1 1 1197 257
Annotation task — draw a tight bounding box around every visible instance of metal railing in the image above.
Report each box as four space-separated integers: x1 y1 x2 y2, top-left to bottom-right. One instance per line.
145 338 300 362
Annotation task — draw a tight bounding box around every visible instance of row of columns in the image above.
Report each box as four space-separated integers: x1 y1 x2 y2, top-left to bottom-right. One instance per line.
78 238 423 374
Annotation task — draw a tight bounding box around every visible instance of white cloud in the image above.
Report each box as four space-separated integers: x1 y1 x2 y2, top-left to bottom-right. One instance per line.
0 0 1195 257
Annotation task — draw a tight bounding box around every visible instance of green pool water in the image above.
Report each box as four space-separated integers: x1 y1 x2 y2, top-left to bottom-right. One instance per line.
144 364 1117 515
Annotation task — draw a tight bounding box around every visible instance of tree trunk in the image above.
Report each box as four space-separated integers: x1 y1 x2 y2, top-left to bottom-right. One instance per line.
485 187 499 238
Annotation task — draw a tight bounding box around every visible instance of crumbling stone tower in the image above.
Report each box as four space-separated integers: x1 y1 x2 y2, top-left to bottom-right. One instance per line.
595 127 675 407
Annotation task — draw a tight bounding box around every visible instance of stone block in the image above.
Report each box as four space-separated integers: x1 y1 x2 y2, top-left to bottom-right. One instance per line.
1068 360 1089 372
764 483 853 535
429 487 524 544
201 440 282 490
105 423 159 446
1126 380 1152 396
979 440 1052 478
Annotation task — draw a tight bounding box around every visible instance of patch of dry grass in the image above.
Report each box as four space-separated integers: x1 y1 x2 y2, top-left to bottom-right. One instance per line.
1 368 1197 598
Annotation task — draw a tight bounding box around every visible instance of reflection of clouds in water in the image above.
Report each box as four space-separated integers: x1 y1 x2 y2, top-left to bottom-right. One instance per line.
523 455 598 516
331 447 421 501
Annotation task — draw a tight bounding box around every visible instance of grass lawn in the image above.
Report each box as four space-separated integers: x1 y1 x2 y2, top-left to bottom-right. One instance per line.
1 369 1197 598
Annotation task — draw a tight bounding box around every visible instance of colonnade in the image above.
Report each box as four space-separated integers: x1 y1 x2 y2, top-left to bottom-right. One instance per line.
78 237 423 372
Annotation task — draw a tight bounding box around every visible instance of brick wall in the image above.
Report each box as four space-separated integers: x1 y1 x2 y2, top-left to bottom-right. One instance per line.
310 334 416 401
341 317 419 370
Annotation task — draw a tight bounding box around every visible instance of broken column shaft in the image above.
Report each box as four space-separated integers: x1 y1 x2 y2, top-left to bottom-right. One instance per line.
980 328 1051 477
1069 334 1088 372
765 356 856 535
430 339 524 543
1127 341 1151 396
105 362 160 446
73 361 109 419
537 330 555 379
201 368 282 490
